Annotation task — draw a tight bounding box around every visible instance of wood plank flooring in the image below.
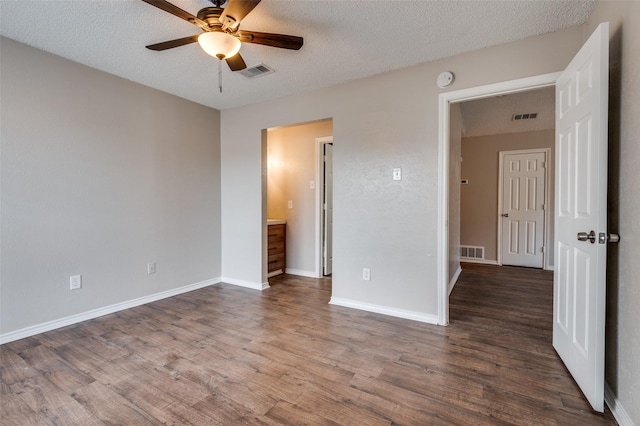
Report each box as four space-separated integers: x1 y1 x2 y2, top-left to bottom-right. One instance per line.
1 264 617 425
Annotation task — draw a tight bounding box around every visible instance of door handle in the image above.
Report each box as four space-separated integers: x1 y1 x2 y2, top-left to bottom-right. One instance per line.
599 232 620 244
501 213 509 217
577 230 596 243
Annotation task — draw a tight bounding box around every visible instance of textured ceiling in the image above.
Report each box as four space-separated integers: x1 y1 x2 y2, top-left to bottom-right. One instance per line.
460 87 556 138
0 0 593 110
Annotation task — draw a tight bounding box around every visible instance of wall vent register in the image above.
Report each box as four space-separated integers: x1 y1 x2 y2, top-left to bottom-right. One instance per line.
512 112 538 121
460 246 485 260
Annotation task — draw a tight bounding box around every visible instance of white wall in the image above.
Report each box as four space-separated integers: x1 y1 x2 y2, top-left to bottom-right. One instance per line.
0 37 222 337
585 2 640 425
221 26 584 319
267 120 333 276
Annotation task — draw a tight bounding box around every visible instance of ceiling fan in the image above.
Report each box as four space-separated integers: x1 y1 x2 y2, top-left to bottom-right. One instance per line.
141 0 304 72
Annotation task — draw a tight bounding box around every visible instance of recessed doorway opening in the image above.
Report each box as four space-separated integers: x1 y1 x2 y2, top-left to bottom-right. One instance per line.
265 119 333 282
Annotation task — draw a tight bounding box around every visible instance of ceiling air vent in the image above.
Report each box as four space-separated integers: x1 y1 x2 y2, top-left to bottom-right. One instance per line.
512 112 538 121
239 64 274 79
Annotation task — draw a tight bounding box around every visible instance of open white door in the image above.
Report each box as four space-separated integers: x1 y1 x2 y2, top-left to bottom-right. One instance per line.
323 143 333 275
553 22 609 413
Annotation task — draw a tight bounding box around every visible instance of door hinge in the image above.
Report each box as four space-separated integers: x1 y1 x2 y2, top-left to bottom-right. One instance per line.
541 246 544 253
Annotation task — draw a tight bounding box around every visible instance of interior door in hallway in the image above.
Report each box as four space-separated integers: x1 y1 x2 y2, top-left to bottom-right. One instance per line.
500 149 546 268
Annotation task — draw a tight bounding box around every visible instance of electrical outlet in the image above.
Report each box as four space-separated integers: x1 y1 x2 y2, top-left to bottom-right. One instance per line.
148 262 156 275
70 275 82 290
362 268 371 281
288 200 293 209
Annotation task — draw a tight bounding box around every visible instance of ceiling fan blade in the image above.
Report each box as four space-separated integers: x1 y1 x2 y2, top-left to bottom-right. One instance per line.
226 53 247 71
238 31 303 50
141 0 209 31
146 35 200 51
219 0 261 30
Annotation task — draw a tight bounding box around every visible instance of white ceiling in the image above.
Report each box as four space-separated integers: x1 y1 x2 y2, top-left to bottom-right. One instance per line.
460 87 556 137
0 0 594 110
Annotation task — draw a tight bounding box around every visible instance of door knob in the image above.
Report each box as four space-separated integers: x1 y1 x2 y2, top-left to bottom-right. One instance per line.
577 230 596 243
501 213 509 217
599 232 620 244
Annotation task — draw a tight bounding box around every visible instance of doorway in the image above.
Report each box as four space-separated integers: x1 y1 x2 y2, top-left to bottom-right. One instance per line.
456 88 555 270
437 72 560 325
265 120 333 279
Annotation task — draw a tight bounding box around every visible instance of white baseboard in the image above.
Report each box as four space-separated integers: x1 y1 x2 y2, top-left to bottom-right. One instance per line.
0 277 222 345
605 382 636 426
448 265 462 295
222 277 269 291
285 268 317 278
329 297 439 325
460 258 499 265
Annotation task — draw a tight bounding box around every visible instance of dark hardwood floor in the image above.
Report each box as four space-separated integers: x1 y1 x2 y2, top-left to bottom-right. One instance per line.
1 264 617 425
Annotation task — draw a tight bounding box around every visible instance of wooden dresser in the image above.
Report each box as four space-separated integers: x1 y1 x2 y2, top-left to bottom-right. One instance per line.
267 223 286 277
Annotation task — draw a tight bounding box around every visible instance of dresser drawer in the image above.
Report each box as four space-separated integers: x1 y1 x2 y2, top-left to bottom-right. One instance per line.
268 253 285 272
268 239 285 255
268 224 285 238
267 223 286 276
268 253 285 264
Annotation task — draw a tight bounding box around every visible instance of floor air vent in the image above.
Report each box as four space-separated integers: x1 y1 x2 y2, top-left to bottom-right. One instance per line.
239 64 274 79
461 246 484 260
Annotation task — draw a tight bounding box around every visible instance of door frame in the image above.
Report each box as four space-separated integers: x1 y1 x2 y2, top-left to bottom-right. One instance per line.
497 148 551 269
315 136 334 278
437 72 560 325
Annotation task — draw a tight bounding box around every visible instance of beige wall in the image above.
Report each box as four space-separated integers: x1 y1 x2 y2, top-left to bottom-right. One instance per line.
586 2 640 423
267 120 333 275
448 104 462 283
460 130 555 265
0 37 222 336
266 131 288 221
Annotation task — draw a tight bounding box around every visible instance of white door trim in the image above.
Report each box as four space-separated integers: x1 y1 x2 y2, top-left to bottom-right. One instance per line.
497 148 551 269
437 72 561 325
315 136 334 278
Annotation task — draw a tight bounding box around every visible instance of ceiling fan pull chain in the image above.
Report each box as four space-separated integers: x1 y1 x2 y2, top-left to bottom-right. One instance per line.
218 59 223 93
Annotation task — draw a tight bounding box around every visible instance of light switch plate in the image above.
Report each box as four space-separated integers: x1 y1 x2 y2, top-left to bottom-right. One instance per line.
393 168 402 181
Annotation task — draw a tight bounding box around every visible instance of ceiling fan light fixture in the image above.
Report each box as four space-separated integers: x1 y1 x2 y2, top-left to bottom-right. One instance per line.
198 32 241 59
